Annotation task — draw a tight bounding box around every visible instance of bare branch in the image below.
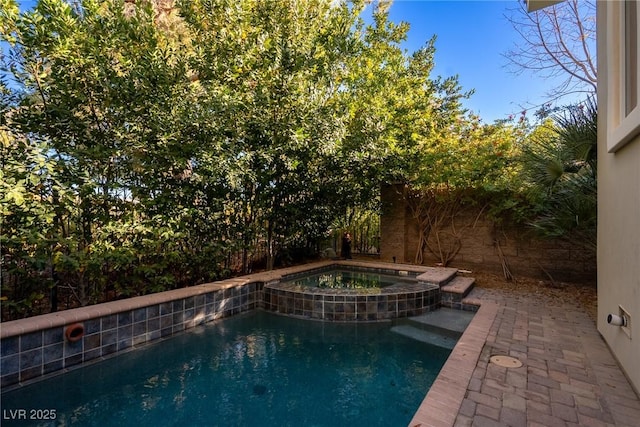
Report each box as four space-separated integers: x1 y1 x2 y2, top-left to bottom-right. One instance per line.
504 0 596 101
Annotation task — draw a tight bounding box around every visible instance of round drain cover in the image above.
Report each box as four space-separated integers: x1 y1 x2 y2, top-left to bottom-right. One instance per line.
490 355 523 368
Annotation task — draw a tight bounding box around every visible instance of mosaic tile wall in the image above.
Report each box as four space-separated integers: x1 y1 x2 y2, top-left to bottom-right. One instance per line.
440 292 481 312
0 261 451 388
264 265 440 321
263 283 440 321
0 282 263 388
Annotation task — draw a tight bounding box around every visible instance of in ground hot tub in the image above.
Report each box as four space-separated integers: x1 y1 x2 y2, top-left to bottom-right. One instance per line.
263 265 440 321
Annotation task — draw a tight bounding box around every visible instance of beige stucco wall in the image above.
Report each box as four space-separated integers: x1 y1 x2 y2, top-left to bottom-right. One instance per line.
597 2 640 394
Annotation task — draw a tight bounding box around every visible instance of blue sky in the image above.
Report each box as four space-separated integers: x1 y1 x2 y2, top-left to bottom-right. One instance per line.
385 0 583 123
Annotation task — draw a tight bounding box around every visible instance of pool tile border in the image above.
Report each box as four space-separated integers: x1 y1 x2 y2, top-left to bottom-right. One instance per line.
1 260 445 388
264 266 440 322
1 280 264 387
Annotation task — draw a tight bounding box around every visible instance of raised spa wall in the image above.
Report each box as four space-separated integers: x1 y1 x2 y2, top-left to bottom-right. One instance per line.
0 261 450 388
263 264 441 321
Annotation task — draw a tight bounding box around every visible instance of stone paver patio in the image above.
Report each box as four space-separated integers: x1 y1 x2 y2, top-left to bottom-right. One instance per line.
410 285 640 427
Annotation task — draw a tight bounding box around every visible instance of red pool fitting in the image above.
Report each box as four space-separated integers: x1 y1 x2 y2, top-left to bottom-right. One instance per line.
65 323 85 343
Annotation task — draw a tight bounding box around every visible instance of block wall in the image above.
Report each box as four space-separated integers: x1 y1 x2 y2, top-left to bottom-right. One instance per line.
380 184 596 283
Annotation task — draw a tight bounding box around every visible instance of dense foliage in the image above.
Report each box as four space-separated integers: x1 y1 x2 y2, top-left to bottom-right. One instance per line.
521 98 597 250
0 0 594 320
0 0 468 319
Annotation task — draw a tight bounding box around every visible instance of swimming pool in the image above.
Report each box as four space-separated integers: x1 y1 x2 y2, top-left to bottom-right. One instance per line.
1 311 451 427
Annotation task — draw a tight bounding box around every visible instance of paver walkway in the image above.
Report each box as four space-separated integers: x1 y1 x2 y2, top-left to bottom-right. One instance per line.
453 287 640 427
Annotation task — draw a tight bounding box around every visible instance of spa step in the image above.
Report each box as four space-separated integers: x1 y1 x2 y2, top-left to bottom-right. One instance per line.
408 308 475 334
441 276 475 296
416 267 458 286
390 324 458 350
440 276 476 309
461 287 485 308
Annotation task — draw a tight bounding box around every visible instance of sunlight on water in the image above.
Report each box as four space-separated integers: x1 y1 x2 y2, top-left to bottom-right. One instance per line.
1 312 450 427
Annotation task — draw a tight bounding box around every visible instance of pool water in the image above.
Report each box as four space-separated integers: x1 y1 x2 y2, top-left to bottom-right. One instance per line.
288 269 414 290
1 311 450 427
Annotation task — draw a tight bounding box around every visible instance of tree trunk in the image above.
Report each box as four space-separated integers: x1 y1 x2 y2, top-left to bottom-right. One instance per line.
266 220 275 271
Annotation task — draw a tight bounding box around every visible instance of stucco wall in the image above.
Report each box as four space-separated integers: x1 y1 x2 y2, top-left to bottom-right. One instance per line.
597 1 640 394
380 184 596 283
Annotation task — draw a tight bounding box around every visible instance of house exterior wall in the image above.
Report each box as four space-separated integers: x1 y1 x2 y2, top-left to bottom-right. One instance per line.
597 1 640 394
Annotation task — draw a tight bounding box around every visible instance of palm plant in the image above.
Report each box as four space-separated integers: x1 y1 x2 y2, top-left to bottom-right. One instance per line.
522 97 597 251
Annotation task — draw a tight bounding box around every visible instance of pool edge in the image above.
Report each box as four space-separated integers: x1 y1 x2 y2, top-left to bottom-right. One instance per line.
1 260 442 388
408 300 498 427
0 259 476 394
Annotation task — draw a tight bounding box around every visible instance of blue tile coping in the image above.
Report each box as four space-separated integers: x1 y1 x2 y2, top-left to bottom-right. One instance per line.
0 260 453 388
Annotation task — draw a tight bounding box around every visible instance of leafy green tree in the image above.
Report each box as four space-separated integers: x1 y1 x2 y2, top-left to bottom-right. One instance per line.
1 0 486 319
179 0 439 269
366 23 526 265
393 115 527 265
0 125 72 317
1 0 231 315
